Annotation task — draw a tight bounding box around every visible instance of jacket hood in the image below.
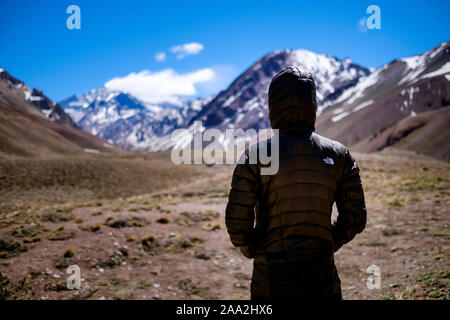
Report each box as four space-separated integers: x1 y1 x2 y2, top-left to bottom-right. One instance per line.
268 66 317 130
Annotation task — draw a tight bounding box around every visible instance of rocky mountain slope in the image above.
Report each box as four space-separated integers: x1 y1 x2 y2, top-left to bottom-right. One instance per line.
0 67 120 158
353 107 450 162
188 49 370 131
60 41 450 161
60 49 370 150
60 89 212 150
0 68 77 128
316 41 450 148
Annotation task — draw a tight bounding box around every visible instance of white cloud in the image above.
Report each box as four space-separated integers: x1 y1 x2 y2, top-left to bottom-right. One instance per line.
155 52 166 62
170 42 204 59
104 68 215 105
195 65 240 98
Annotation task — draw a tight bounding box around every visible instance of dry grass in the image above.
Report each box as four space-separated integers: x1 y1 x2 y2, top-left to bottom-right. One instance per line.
0 152 220 214
0 149 448 300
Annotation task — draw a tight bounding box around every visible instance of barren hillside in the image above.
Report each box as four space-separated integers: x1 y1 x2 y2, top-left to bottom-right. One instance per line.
0 150 448 300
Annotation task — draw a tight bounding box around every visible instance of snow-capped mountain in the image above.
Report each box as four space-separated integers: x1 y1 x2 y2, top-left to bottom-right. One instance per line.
0 67 77 128
316 41 450 147
60 41 449 160
60 49 369 150
189 49 370 132
60 88 212 149
0 67 119 158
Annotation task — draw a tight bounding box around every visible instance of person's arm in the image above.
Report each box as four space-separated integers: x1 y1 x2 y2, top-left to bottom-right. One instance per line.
332 149 367 252
225 151 260 258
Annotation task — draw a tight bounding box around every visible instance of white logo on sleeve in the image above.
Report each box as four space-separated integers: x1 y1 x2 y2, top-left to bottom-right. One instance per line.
323 157 334 165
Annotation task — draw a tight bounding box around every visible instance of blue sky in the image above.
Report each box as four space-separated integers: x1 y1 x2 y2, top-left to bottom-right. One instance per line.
0 0 449 103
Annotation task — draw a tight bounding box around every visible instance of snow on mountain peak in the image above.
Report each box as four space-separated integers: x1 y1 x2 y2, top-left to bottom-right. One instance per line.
59 42 449 151
287 49 370 106
59 85 213 150
59 47 371 150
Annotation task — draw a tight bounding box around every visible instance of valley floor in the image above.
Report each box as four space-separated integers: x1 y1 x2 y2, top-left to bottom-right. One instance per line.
0 150 448 300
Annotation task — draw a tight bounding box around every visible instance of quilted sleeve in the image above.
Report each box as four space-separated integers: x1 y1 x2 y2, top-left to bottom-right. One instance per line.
332 149 367 252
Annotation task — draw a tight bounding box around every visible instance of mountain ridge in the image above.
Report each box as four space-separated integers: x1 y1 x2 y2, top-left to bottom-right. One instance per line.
60 48 371 149
59 41 450 161
0 67 121 158
0 68 77 129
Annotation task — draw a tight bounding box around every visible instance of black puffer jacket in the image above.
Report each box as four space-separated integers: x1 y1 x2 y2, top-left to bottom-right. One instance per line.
225 66 367 300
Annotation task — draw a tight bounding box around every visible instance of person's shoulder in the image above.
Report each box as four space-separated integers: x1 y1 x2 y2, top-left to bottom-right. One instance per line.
311 132 348 156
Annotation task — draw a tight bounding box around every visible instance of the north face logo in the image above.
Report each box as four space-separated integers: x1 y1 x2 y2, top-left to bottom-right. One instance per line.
323 157 334 165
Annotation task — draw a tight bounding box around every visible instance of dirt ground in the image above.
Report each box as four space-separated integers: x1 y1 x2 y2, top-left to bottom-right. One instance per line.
0 149 448 300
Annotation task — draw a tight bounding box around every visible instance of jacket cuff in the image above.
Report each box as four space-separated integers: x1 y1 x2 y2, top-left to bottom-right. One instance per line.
239 246 255 258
